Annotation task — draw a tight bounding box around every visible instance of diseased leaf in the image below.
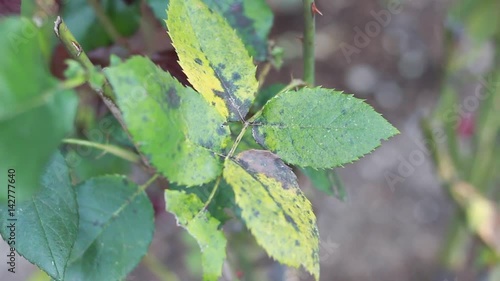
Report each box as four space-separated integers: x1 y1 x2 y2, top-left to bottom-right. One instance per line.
169 180 237 224
252 88 399 168
166 0 258 121
165 190 227 281
104 56 230 186
148 0 273 61
203 0 273 61
0 17 78 202
223 150 319 280
0 152 78 281
65 175 154 281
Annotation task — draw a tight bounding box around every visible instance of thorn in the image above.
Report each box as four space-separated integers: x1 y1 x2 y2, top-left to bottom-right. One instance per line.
71 41 82 57
311 2 323 16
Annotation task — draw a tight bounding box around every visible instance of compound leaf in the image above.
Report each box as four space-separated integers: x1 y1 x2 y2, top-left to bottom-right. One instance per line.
223 150 319 280
165 190 227 281
104 56 230 186
166 0 258 121
0 152 78 281
65 175 154 281
252 88 399 168
0 17 78 202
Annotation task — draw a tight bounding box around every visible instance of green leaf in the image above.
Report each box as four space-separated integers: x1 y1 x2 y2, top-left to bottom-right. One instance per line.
223 150 319 280
65 175 154 281
166 0 258 121
104 56 230 186
63 0 140 50
0 152 78 281
0 17 78 201
252 88 399 168
165 190 227 281
148 0 273 61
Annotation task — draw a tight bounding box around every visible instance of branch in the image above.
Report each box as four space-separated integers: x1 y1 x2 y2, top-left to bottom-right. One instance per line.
54 16 151 167
62 138 141 163
302 0 316 85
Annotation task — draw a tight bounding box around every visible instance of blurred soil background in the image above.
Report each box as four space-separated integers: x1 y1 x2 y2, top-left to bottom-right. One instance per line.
0 0 497 280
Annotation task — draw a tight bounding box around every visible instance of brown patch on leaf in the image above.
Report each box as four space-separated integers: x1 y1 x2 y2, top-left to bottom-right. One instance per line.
235 150 297 190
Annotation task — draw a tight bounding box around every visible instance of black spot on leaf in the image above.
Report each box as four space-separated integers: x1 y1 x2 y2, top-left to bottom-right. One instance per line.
232 72 241 81
217 126 227 136
236 150 297 190
284 213 299 232
165 87 181 108
194 58 203 65
253 209 260 217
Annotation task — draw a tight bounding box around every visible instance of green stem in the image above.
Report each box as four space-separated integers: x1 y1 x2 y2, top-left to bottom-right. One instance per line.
257 63 272 89
87 0 127 46
330 169 346 199
303 0 315 86
198 123 249 213
54 16 154 166
62 138 141 163
228 123 249 157
54 16 94 70
200 175 222 213
139 0 157 55
302 1 345 192
54 16 116 101
140 174 160 192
